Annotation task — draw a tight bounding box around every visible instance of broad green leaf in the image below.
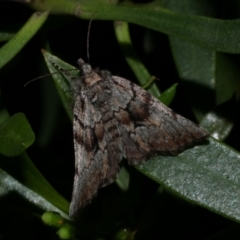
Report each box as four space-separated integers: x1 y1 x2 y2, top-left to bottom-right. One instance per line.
169 38 216 121
166 0 236 141
165 0 216 121
215 53 240 105
0 12 48 69
0 168 68 219
28 1 240 53
136 138 240 223
0 113 35 157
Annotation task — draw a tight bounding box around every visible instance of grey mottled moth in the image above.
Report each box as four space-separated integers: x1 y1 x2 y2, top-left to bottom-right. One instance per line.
62 58 209 219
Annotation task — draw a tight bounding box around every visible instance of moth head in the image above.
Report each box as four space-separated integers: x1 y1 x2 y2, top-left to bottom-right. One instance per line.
77 59 92 75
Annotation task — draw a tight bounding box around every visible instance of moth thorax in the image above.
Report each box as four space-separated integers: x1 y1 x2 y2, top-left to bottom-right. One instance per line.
84 72 102 86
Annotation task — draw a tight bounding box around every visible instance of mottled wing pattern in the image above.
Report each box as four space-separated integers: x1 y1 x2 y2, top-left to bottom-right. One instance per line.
70 91 120 218
111 76 209 164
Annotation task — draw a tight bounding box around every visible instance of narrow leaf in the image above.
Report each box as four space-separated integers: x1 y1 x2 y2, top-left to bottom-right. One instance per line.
0 12 48 69
158 83 178 106
114 21 161 98
27 1 240 53
42 49 79 120
20 153 70 215
0 168 68 219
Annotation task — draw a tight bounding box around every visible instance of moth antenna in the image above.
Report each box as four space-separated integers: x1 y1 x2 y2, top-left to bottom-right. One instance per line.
86 12 97 63
86 19 93 63
24 69 77 87
24 73 56 87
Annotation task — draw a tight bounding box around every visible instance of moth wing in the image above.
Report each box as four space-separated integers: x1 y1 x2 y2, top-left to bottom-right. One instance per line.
70 94 120 218
112 76 209 164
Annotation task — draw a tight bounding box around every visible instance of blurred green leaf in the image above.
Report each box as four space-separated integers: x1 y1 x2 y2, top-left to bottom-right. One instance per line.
215 53 240 105
114 21 161 98
200 111 234 140
0 168 68 219
115 167 130 192
114 228 131 240
0 152 70 217
28 1 240 53
169 38 215 121
20 153 70 215
57 223 75 239
0 12 48 69
0 113 35 157
42 212 66 228
158 83 178 106
166 0 236 140
0 31 14 42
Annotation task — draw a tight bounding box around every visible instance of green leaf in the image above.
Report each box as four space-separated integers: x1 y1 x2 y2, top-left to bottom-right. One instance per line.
20 153 70 215
0 12 48 69
0 82 68 216
158 83 178 106
0 31 15 42
0 168 68 219
215 53 240 105
169 35 216 122
136 138 240 223
0 152 70 216
166 0 236 140
115 167 130 192
42 212 66 228
57 224 75 239
113 228 131 240
200 111 234 141
114 21 161 98
0 93 10 125
28 1 240 53
41 49 79 120
0 113 35 157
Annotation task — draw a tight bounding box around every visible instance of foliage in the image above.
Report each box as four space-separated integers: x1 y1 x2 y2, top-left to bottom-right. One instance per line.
0 0 240 239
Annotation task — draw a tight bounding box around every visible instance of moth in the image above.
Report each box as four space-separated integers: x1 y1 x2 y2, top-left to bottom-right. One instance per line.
65 58 209 218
